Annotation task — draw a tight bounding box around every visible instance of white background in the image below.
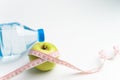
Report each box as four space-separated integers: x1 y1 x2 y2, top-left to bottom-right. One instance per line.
0 0 120 80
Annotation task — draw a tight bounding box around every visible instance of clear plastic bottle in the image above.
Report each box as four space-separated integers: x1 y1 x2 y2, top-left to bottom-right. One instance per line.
0 22 45 61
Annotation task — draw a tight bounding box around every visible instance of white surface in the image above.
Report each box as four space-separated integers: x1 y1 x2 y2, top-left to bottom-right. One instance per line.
0 0 120 80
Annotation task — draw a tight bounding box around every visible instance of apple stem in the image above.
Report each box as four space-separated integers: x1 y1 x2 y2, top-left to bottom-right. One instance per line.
42 45 47 50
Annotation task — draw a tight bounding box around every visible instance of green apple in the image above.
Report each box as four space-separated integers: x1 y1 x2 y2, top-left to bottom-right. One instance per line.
29 42 59 71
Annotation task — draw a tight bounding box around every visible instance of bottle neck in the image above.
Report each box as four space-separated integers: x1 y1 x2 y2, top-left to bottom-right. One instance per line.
24 29 45 49
24 31 38 49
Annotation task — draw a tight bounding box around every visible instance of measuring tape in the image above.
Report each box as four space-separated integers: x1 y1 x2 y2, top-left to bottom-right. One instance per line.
0 46 119 80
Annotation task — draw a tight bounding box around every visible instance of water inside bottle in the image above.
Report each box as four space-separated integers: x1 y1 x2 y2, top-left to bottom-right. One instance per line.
0 22 44 61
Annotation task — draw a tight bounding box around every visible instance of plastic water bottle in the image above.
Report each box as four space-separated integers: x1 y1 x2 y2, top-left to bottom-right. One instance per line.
0 22 45 61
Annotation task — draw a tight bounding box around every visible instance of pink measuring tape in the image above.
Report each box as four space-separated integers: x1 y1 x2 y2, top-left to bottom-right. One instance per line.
0 46 119 80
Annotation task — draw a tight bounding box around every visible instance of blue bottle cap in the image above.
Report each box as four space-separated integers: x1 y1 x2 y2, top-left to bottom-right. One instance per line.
38 29 45 42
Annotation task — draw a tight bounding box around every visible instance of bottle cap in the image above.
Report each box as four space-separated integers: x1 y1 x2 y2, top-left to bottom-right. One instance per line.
38 29 45 42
